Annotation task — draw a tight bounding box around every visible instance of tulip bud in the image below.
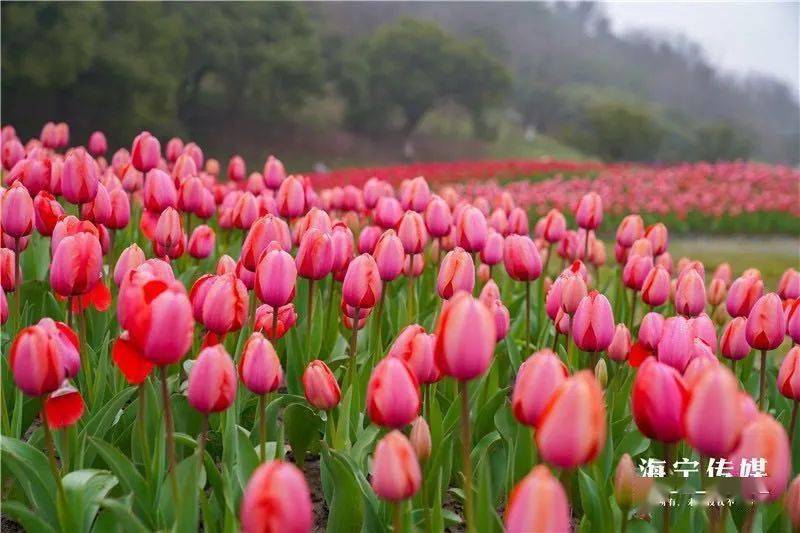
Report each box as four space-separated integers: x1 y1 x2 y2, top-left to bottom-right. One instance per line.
707 277 727 307
366 357 421 428
9 326 65 396
778 268 800 300
255 247 297 308
154 207 184 257
0 288 7 325
188 225 215 259
623 251 654 292
254 303 298 340
729 414 790 502
240 460 312 533
33 190 64 236
1 182 34 238
507 207 528 235
489 299 511 341
614 453 653 509
480 230 504 266
778 346 800 400
342 254 382 309
455 206 488 253
644 223 668 256
536 371 606 468
539 209 567 243
424 196 452 238
202 273 249 335
437 247 475 299
188 345 237 414
631 358 688 442
1 138 25 171
746 293 786 350
786 475 800 528
374 196 403 229
503 234 542 282
511 349 568 427
504 465 570 533
387 325 440 384
616 215 645 248
131 132 161 173
61 148 99 205
409 416 432 461
572 291 614 352
434 291 496 381
371 430 422 501
718 316 748 361
239 332 283 395
727 274 764 318
684 365 743 456
302 360 341 410
674 269 706 317
373 229 405 281
397 210 428 255
263 156 286 190
786 299 800 344
113 244 146 286
560 273 587 315
276 175 305 218
81 182 111 224
232 192 260 230
50 233 103 297
657 316 693 373
608 324 632 362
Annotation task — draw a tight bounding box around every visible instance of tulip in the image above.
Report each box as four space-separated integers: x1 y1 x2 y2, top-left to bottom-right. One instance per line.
608 324 632 362
707 277 727 308
373 196 402 229
240 460 313 533
511 349 569 427
87 131 107 157
786 299 800 344
786 476 800 529
718 316 749 362
81 182 111 224
9 326 65 396
342 253 382 309
480 229 504 267
254 303 298 340
575 192 603 230
455 206 488 253
631 358 688 442
263 156 286 190
729 414 791 503
0 288 7 325
302 360 341 411
1 182 34 239
689 313 717 352
536 371 606 469
61 148 99 205
437 247 475 299
623 252 654 292
276 175 305 218
33 190 64 236
254 247 296 309
434 291 496 381
397 210 428 255
187 345 237 414
154 207 184 258
673 269 705 317
540 209 567 244
616 215 645 248
645 223 668 256
424 195 452 238
106 188 131 230
187 225 215 259
747 293 787 408
111 244 144 286
295 227 333 280
560 272 588 315
506 207 528 235
479 279 501 308
131 132 161 172
727 274 764 318
373 229 405 281
366 357 421 428
684 365 742 456
1 138 25 170
201 273 249 335
50 233 103 297
387 325 440 384
639 312 664 350
655 315 693 372
504 465 570 533
371 430 422 502
238 332 283 396
779 268 800 300
572 291 614 353
778 346 800 400
143 169 180 214
489 299 510 341
43 381 85 430
503 234 542 282
614 453 653 509
232 192 260 230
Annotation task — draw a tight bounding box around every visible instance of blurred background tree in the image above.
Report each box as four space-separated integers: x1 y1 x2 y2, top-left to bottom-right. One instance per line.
2 2 797 167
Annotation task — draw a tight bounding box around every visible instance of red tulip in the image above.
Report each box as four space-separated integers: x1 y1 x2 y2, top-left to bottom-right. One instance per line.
631 358 688 442
131 132 161 173
434 291 496 381
239 332 283 395
503 234 542 282
9 326 65 396
295 228 333 280
437 247 475 299
729 414 791 502
187 345 237 414
367 357 421 428
342 254 382 309
746 293 786 350
536 370 606 469
241 215 292 270
255 247 297 308
511 349 569 427
240 460 312 533
302 360 341 410
572 291 614 352
575 192 603 230
33 190 63 236
1 182 34 238
370 430 422 501
43 381 85 429
505 465 570 533
50 232 103 297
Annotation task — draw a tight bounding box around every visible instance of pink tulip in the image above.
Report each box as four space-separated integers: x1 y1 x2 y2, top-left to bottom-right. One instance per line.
560 273 587 315
719 317 750 360
241 215 292 270
424 195 452 238
503 234 542 282
50 233 103 297
276 175 305 218
480 229 504 266
778 346 800 400
113 244 146 286
437 247 475 299
434 291 496 381
387 325 440 384
263 156 286 190
631 358 688 443
397 210 428 255
374 196 403 229
232 192 260 230
575 192 603 230
254 303 298 341
9 326 65 396
254 247 296 308
727 274 764 318
1 138 25 170
202 273 249 335
342 254 382 309
488 299 510 341
87 131 107 157
572 291 614 352
240 460 312 533
608 324 632 362
370 430 422 501
295 228 333 280
614 453 653 508
707 277 727 307
511 349 569 427
673 269 705 317
505 465 570 533
373 229 405 281
623 252 654 291
188 225 215 259
684 365 743 456
187 345 237 414
455 206 488 253
746 293 786 350
657 316 693 373
302 360 341 410
61 148 99 205
239 332 283 395
538 209 566 244
616 214 645 247
536 371 606 468
131 132 161 172
143 169 177 213
366 357 421 428
778 268 800 300
1 182 34 238
644 223 668 256
729 414 791 502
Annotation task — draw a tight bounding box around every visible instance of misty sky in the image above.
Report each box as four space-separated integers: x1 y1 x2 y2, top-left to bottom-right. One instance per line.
603 1 799 92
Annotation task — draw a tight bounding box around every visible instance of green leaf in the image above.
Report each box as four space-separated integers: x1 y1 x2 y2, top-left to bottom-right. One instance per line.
578 469 608 530
284 402 322 467
0 435 58 526
62 469 119 533
1 500 56 533
97 498 150 533
235 425 260 487
323 448 365 532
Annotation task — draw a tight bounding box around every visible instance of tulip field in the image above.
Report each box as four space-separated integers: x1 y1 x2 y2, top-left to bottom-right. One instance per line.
2 122 800 533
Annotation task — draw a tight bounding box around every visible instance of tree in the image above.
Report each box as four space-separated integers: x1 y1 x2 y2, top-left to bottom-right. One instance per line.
693 121 755 162
338 19 510 141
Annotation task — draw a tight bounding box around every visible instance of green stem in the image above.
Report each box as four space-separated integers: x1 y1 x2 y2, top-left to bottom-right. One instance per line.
393 500 404 532
259 394 267 461
789 400 798 447
525 281 531 353
348 306 360 396
459 380 474 533
758 349 768 410
307 279 315 361
159 366 180 506
663 443 673 533
42 409 71 528
407 267 415 325
628 290 638 331
78 308 93 405
197 414 208 471
137 383 151 477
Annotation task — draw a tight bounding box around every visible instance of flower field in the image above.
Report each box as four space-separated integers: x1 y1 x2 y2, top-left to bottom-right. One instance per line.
1 122 799 533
